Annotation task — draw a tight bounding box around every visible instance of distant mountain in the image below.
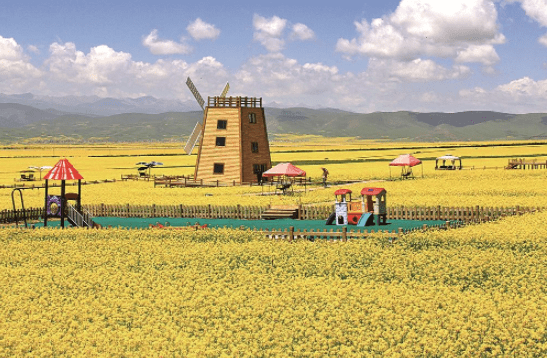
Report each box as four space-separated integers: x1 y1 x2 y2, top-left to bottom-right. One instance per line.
0 103 66 127
1 102 547 143
0 93 200 116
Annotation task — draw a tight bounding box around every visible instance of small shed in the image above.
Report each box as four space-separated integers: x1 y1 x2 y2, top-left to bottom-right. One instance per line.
435 155 462 170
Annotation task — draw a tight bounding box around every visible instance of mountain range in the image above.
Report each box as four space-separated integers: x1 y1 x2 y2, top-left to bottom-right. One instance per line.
1 93 547 143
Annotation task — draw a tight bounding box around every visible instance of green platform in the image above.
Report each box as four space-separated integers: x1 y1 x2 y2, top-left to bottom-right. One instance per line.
35 217 455 233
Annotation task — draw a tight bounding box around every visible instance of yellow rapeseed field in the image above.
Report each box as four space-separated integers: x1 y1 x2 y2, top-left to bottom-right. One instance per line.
2 138 547 356
1 211 547 356
2 139 547 209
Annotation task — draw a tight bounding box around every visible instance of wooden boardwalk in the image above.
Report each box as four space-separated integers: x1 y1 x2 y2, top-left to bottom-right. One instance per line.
505 158 547 169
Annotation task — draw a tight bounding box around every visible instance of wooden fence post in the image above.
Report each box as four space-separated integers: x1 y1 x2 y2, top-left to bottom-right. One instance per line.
289 226 294 242
342 227 347 242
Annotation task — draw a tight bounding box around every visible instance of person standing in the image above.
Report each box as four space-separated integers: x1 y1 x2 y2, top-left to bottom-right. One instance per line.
321 167 329 187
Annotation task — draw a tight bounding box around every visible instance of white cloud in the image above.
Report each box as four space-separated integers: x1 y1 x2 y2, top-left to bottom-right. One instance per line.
496 76 547 97
455 44 500 66
0 36 42 93
290 23 315 41
42 41 228 98
506 0 547 45
368 58 471 82
508 0 547 26
0 35 26 61
459 86 487 97
457 78 547 113
336 0 503 64
420 92 440 103
27 45 40 54
253 14 287 52
187 18 220 41
142 29 192 55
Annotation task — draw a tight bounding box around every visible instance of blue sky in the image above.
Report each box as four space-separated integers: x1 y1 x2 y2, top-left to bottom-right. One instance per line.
1 0 547 113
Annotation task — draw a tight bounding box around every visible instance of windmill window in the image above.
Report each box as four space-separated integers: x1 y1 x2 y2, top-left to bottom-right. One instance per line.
217 120 227 129
216 137 226 146
213 163 224 174
249 113 257 123
251 142 259 153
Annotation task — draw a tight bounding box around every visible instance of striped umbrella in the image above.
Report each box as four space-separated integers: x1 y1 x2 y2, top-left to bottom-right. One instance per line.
44 159 83 180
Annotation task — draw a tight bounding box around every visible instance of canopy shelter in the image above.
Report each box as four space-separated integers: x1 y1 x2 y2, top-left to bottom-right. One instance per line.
435 155 462 170
136 161 163 178
28 165 53 180
389 154 423 179
262 162 306 195
43 159 83 229
18 169 36 181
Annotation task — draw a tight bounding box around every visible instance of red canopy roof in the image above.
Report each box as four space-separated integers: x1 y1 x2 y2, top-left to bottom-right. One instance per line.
389 154 422 167
334 189 352 195
43 159 83 180
262 163 306 177
361 187 386 196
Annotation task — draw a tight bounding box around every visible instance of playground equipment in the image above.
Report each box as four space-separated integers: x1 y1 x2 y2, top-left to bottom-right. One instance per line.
326 187 387 226
43 159 96 229
327 189 353 225
11 188 30 228
360 187 387 226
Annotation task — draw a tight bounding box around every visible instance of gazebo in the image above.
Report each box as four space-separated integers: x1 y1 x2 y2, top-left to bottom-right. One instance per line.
43 159 84 228
389 154 423 179
435 155 462 170
262 162 306 195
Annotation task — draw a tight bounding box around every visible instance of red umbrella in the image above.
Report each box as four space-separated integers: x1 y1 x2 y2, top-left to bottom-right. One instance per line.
44 159 83 180
389 154 423 178
262 163 306 177
389 154 422 167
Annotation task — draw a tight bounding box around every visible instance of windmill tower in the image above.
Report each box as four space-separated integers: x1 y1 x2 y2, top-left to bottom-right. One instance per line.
184 77 272 184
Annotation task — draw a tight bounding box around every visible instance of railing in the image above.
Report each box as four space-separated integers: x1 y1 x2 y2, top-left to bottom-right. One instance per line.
67 204 95 228
0 207 44 224
207 96 262 108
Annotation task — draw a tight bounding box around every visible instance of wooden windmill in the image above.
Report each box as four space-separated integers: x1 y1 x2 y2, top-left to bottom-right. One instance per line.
184 77 272 184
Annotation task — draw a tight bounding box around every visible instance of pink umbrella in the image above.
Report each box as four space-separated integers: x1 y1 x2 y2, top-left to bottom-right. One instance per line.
389 154 423 178
262 163 306 195
389 154 422 167
262 163 306 177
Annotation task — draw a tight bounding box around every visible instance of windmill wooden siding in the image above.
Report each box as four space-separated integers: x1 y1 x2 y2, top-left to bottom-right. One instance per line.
195 107 241 182
194 97 271 184
240 107 271 183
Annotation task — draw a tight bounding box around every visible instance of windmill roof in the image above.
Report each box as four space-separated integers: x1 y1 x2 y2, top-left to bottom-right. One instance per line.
43 159 83 180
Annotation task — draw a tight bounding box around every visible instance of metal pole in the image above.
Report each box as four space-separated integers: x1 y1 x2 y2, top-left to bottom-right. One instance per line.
44 180 49 227
61 180 65 228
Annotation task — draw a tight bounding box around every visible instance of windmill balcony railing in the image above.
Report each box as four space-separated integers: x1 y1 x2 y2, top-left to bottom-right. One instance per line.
208 96 262 108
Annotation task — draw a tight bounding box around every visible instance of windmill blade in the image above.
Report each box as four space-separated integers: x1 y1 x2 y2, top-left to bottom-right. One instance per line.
220 82 230 97
186 77 205 111
184 122 203 155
